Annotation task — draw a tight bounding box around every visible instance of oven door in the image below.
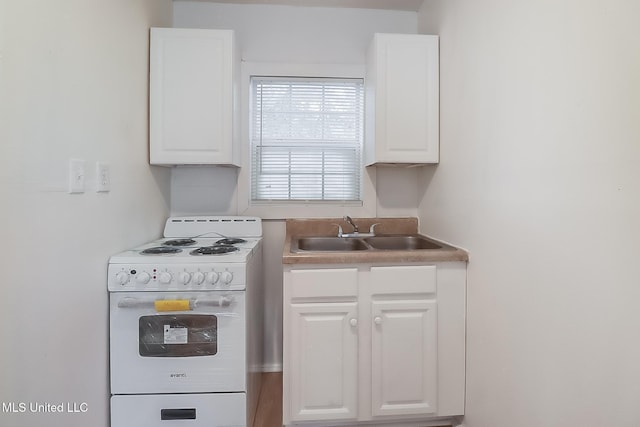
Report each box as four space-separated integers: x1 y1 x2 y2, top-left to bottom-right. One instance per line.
110 291 245 394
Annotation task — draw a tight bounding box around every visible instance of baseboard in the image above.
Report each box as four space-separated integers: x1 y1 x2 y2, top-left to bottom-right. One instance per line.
261 363 283 372
451 415 465 426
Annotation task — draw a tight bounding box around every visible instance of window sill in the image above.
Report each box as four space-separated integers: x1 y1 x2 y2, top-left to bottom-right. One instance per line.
238 200 375 220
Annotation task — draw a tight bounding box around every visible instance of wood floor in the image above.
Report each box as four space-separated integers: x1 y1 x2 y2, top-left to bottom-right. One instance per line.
253 372 451 427
254 372 283 427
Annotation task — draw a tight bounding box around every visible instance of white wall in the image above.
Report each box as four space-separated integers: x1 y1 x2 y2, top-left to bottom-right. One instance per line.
0 1 172 426
418 1 640 425
173 2 417 64
172 1 420 370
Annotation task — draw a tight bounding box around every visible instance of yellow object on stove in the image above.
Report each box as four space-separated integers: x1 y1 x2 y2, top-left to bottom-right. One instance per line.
155 299 191 312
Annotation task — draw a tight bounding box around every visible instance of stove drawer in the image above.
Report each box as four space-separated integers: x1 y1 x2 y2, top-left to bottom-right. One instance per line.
111 393 246 427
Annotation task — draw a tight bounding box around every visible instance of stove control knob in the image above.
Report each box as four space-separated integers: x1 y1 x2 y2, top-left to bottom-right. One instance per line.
115 271 130 285
158 272 172 284
220 271 233 285
205 271 219 285
178 272 192 285
192 271 205 285
136 272 151 284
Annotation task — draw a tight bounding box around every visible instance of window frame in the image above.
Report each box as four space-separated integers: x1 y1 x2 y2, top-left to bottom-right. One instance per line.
250 76 364 203
237 62 377 220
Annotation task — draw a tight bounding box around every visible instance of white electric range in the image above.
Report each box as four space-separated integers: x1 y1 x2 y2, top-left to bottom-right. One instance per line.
108 216 263 427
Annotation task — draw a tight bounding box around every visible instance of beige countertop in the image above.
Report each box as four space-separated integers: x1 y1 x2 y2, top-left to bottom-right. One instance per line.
282 217 469 265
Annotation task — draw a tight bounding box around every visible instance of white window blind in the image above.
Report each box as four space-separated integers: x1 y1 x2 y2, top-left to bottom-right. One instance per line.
250 77 364 202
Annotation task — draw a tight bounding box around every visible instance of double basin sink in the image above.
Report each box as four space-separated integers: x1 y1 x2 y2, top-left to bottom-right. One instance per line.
291 235 445 252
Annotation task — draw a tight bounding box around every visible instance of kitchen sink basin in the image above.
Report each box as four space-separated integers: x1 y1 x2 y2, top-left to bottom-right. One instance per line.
291 235 447 252
364 235 443 250
294 237 369 252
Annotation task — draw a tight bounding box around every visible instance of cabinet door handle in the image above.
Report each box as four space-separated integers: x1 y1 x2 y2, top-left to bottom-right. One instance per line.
350 318 358 327
374 316 382 325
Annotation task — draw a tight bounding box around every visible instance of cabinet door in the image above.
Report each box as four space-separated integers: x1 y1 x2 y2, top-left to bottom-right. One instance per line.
150 28 238 166
365 33 439 165
288 302 358 422
370 299 437 417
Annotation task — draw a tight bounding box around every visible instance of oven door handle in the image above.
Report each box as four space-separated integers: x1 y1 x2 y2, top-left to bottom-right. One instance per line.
116 296 234 310
192 296 235 308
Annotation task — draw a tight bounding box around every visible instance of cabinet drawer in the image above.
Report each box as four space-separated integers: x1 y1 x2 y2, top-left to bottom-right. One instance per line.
287 268 358 299
370 265 436 295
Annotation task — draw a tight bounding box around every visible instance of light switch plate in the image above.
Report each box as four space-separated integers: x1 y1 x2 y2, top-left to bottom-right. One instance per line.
68 159 85 194
96 162 110 192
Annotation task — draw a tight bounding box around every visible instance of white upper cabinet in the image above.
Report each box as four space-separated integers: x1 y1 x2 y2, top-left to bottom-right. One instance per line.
150 28 240 166
365 33 440 166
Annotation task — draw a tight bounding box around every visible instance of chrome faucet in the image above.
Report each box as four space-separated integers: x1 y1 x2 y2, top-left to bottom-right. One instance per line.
343 216 358 233
336 216 379 238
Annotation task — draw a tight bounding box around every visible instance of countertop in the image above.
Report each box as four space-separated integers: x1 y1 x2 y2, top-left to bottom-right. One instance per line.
282 217 469 265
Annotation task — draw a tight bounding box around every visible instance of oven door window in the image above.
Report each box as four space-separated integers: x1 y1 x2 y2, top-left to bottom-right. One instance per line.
139 314 217 357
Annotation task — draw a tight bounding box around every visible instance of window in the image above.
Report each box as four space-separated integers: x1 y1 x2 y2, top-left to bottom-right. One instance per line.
250 77 364 203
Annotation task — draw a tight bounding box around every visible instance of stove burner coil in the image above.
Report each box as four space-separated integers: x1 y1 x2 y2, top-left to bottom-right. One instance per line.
216 238 246 245
140 246 183 255
190 245 240 256
163 238 197 247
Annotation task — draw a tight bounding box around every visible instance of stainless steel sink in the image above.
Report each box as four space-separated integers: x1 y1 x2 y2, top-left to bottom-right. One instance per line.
291 235 447 252
364 235 443 250
293 237 369 252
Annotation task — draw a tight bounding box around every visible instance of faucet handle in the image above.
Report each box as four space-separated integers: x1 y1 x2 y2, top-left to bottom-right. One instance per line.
332 223 344 237
369 223 381 235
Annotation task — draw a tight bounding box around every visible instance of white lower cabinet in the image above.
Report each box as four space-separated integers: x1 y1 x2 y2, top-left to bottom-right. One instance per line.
283 263 466 426
371 298 437 417
285 268 359 422
289 301 358 421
